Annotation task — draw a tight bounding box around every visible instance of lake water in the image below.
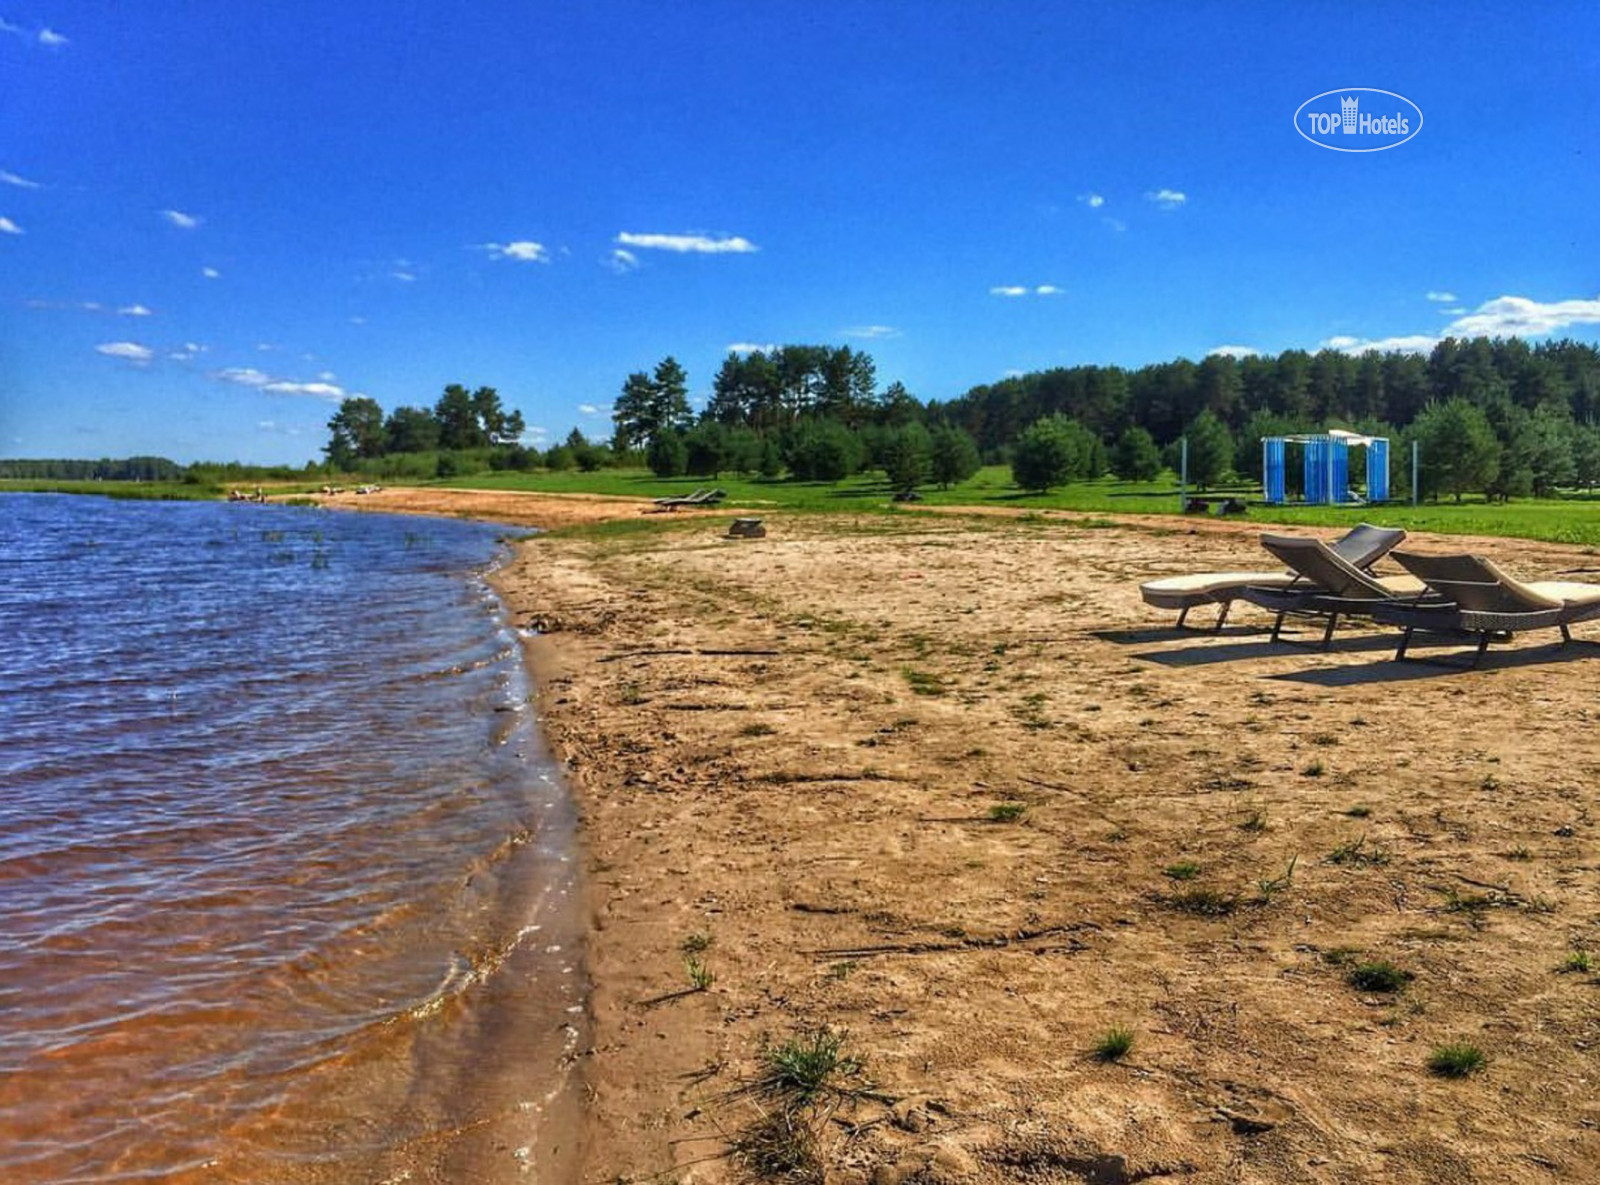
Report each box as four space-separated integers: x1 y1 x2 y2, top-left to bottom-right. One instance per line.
0 494 582 1182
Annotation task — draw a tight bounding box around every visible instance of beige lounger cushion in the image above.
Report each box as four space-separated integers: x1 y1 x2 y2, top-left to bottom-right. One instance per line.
1139 571 1295 609
1524 581 1600 609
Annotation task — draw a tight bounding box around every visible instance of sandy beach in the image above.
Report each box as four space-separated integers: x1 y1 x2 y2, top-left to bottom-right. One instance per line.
326 488 1600 1182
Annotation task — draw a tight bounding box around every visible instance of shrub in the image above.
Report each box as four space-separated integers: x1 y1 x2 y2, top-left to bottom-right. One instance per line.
684 422 731 476
881 423 932 494
1110 425 1162 481
785 420 863 482
929 424 982 488
1011 415 1083 492
646 430 688 477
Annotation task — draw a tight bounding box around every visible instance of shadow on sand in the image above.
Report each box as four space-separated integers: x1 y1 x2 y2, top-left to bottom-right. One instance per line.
1271 639 1600 686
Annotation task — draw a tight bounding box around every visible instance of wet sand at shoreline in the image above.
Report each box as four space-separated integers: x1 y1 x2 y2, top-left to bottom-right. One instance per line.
322 487 1600 1183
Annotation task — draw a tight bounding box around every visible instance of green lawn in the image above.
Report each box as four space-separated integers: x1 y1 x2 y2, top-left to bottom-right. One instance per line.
0 478 223 501
16 467 1600 549
433 465 1183 515
436 466 1600 547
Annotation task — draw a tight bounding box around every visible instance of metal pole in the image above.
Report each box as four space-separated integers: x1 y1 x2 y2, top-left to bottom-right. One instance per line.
1411 440 1419 507
1179 436 1188 512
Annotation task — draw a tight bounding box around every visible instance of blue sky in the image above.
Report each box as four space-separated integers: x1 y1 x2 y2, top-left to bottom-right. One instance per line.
3 1 1598 465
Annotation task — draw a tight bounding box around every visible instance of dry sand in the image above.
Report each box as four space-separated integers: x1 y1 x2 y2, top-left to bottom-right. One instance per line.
344 488 1600 1183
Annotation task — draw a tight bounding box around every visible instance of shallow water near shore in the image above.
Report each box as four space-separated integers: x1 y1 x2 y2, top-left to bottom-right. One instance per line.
0 493 582 1183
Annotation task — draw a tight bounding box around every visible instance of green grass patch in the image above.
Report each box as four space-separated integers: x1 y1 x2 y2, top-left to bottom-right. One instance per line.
1166 886 1238 917
1347 960 1413 993
988 802 1028 823
903 667 948 696
1092 1027 1135 1062
1329 835 1391 867
1557 950 1593 974
1426 1042 1486 1078
757 1028 864 1103
1162 861 1201 881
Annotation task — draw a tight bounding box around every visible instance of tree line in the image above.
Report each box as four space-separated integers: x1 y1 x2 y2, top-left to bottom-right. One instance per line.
322 335 1600 501
324 384 526 470
0 456 186 481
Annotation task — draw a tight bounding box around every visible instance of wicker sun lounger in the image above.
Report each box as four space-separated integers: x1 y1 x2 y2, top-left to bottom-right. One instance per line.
651 487 728 511
1373 551 1600 664
1139 523 1407 630
1239 534 1432 646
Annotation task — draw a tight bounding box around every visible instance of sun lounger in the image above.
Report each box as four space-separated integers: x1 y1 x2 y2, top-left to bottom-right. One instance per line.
653 487 707 506
653 487 729 510
1140 523 1407 630
1239 534 1432 646
1373 551 1600 664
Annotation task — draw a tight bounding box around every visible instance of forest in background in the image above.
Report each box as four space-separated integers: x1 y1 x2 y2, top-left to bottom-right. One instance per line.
9 336 1600 503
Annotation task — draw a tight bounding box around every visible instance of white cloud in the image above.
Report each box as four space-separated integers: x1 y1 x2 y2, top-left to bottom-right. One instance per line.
577 404 601 415
841 324 899 339
989 286 1028 297
215 366 345 401
616 231 758 254
1323 333 1442 356
217 367 273 386
1208 344 1260 358
1447 294 1600 338
391 270 416 282
1 18 66 47
1034 285 1063 296
606 248 639 273
95 341 154 363
117 304 154 317
201 266 221 279
1325 293 1600 356
168 343 206 361
726 342 775 354
1426 290 1457 303
1078 193 1105 209
263 380 343 400
479 240 549 263
1146 188 1187 208
1 170 40 189
161 209 202 229
317 370 337 382
0 216 21 235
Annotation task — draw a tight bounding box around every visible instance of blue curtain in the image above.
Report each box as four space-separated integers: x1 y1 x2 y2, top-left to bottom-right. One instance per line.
1331 439 1349 503
1263 438 1286 503
1303 438 1326 504
1368 439 1390 502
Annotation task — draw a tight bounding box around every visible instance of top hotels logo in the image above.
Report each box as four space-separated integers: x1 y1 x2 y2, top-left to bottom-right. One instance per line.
1295 88 1423 152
